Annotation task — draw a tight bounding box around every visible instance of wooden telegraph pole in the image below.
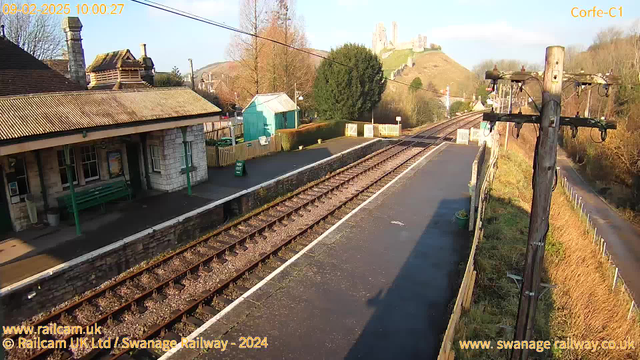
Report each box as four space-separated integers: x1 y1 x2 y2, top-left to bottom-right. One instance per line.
483 47 618 360
511 46 564 360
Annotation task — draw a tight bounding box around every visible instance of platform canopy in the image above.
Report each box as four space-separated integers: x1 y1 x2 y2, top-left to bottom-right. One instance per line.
0 87 221 156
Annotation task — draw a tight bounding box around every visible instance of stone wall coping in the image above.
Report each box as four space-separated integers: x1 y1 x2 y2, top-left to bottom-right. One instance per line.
0 138 382 297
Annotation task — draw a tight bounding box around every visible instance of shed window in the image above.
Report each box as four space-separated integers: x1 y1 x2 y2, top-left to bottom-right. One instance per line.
80 145 100 182
57 149 78 188
150 145 162 172
180 142 193 169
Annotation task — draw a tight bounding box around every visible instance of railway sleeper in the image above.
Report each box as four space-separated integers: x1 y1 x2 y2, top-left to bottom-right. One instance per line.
213 257 228 265
235 285 251 295
199 305 219 317
214 296 234 307
184 316 204 328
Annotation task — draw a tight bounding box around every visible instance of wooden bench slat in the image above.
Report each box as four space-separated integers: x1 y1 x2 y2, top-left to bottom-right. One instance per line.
56 180 131 216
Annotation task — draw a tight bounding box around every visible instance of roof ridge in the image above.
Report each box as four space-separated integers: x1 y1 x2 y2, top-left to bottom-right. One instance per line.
0 86 192 100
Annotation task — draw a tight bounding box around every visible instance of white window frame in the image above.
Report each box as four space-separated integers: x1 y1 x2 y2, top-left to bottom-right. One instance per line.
180 142 193 169
57 149 78 188
150 145 162 172
80 145 100 182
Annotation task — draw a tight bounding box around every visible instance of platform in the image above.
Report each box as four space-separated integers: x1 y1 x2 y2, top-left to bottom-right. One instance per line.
0 137 377 288
167 143 479 360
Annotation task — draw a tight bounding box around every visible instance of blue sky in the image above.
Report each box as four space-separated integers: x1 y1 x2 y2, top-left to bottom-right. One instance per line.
22 0 640 73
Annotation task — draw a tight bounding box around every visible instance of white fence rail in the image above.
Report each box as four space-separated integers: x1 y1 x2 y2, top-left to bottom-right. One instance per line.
560 175 638 320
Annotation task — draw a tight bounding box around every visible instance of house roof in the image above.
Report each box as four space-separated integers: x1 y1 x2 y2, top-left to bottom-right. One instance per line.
86 49 144 72
43 59 70 78
244 93 297 114
0 36 85 96
0 87 221 143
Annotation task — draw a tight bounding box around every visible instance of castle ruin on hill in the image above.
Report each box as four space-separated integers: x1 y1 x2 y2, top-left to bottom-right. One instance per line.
371 21 427 55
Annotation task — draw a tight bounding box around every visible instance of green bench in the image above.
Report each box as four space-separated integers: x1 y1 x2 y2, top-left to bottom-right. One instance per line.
56 180 131 218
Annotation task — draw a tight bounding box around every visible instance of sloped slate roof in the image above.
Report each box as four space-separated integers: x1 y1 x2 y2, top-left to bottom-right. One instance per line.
43 59 70 78
0 37 85 96
0 87 221 142
86 49 143 72
245 93 297 114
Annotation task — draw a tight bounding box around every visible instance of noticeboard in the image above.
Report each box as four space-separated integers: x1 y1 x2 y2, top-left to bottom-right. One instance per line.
235 160 247 177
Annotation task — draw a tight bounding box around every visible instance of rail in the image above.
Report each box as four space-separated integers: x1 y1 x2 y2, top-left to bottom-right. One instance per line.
6 113 482 360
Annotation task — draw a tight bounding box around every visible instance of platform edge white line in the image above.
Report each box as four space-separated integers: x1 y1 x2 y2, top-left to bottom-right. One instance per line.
158 141 448 359
0 139 381 296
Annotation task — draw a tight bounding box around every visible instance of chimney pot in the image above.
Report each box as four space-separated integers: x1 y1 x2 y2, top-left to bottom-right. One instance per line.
140 43 147 57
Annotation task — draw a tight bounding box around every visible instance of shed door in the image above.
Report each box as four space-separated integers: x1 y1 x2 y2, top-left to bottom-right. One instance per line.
0 174 12 234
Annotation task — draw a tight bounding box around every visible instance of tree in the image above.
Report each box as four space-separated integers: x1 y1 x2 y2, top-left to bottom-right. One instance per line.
260 0 315 100
409 77 423 94
0 0 64 59
154 67 184 87
227 0 270 102
449 100 470 116
313 43 386 120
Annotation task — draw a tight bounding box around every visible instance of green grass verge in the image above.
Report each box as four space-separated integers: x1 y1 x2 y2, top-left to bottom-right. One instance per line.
454 149 559 359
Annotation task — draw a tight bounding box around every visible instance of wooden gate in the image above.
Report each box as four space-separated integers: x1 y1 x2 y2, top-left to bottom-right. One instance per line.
345 123 358 137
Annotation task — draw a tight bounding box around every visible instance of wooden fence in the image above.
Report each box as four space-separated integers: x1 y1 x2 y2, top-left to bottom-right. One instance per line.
438 131 499 360
206 135 282 167
378 124 401 137
204 124 244 141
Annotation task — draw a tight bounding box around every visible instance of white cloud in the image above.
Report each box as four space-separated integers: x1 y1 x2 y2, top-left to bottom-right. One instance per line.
429 21 555 47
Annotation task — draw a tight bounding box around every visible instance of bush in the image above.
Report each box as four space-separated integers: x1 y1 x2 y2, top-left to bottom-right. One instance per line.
449 100 471 117
277 120 349 151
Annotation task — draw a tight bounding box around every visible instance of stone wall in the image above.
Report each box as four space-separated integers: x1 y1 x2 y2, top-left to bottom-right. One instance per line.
147 125 208 192
1 139 390 324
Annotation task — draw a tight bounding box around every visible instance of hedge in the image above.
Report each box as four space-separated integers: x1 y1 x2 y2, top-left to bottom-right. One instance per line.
277 120 350 151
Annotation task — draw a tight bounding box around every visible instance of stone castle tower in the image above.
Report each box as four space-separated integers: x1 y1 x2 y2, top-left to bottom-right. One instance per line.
371 22 427 55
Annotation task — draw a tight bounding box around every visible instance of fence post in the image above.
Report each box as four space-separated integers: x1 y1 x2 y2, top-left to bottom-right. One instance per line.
612 267 619 290
629 301 636 320
593 228 597 244
602 241 607 257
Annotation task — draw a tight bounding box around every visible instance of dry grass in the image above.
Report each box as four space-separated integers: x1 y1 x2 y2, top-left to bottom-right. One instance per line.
454 139 640 359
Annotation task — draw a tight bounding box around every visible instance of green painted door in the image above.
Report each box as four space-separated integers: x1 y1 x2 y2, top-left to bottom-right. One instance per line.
126 143 142 197
0 174 12 234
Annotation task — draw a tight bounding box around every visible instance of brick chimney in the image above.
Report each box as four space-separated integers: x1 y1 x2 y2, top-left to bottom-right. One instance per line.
62 17 87 89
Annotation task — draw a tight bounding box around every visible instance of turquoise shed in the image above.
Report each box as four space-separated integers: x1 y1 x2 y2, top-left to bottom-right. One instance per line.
242 93 298 142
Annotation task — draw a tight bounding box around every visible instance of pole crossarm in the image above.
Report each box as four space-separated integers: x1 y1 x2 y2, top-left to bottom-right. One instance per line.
482 112 617 130
485 70 619 85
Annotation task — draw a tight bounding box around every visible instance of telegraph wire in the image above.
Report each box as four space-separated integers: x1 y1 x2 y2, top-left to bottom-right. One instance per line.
130 0 463 98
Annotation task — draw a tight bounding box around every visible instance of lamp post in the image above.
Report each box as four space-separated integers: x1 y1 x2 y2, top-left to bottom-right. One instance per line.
294 83 304 129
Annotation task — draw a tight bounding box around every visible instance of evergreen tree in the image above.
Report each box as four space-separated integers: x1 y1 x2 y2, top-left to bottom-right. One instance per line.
313 44 386 120
409 77 423 94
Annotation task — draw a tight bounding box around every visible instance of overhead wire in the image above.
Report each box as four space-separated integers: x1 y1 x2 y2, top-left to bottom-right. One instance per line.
130 0 461 97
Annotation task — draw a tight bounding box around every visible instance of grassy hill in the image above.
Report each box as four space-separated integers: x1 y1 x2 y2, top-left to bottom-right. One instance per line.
383 50 478 98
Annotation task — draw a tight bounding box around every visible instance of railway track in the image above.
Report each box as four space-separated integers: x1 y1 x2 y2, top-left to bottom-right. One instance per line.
5 112 482 360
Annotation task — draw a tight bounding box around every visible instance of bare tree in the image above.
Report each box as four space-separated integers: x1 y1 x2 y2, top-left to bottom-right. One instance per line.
0 0 64 59
262 0 315 100
227 0 271 103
